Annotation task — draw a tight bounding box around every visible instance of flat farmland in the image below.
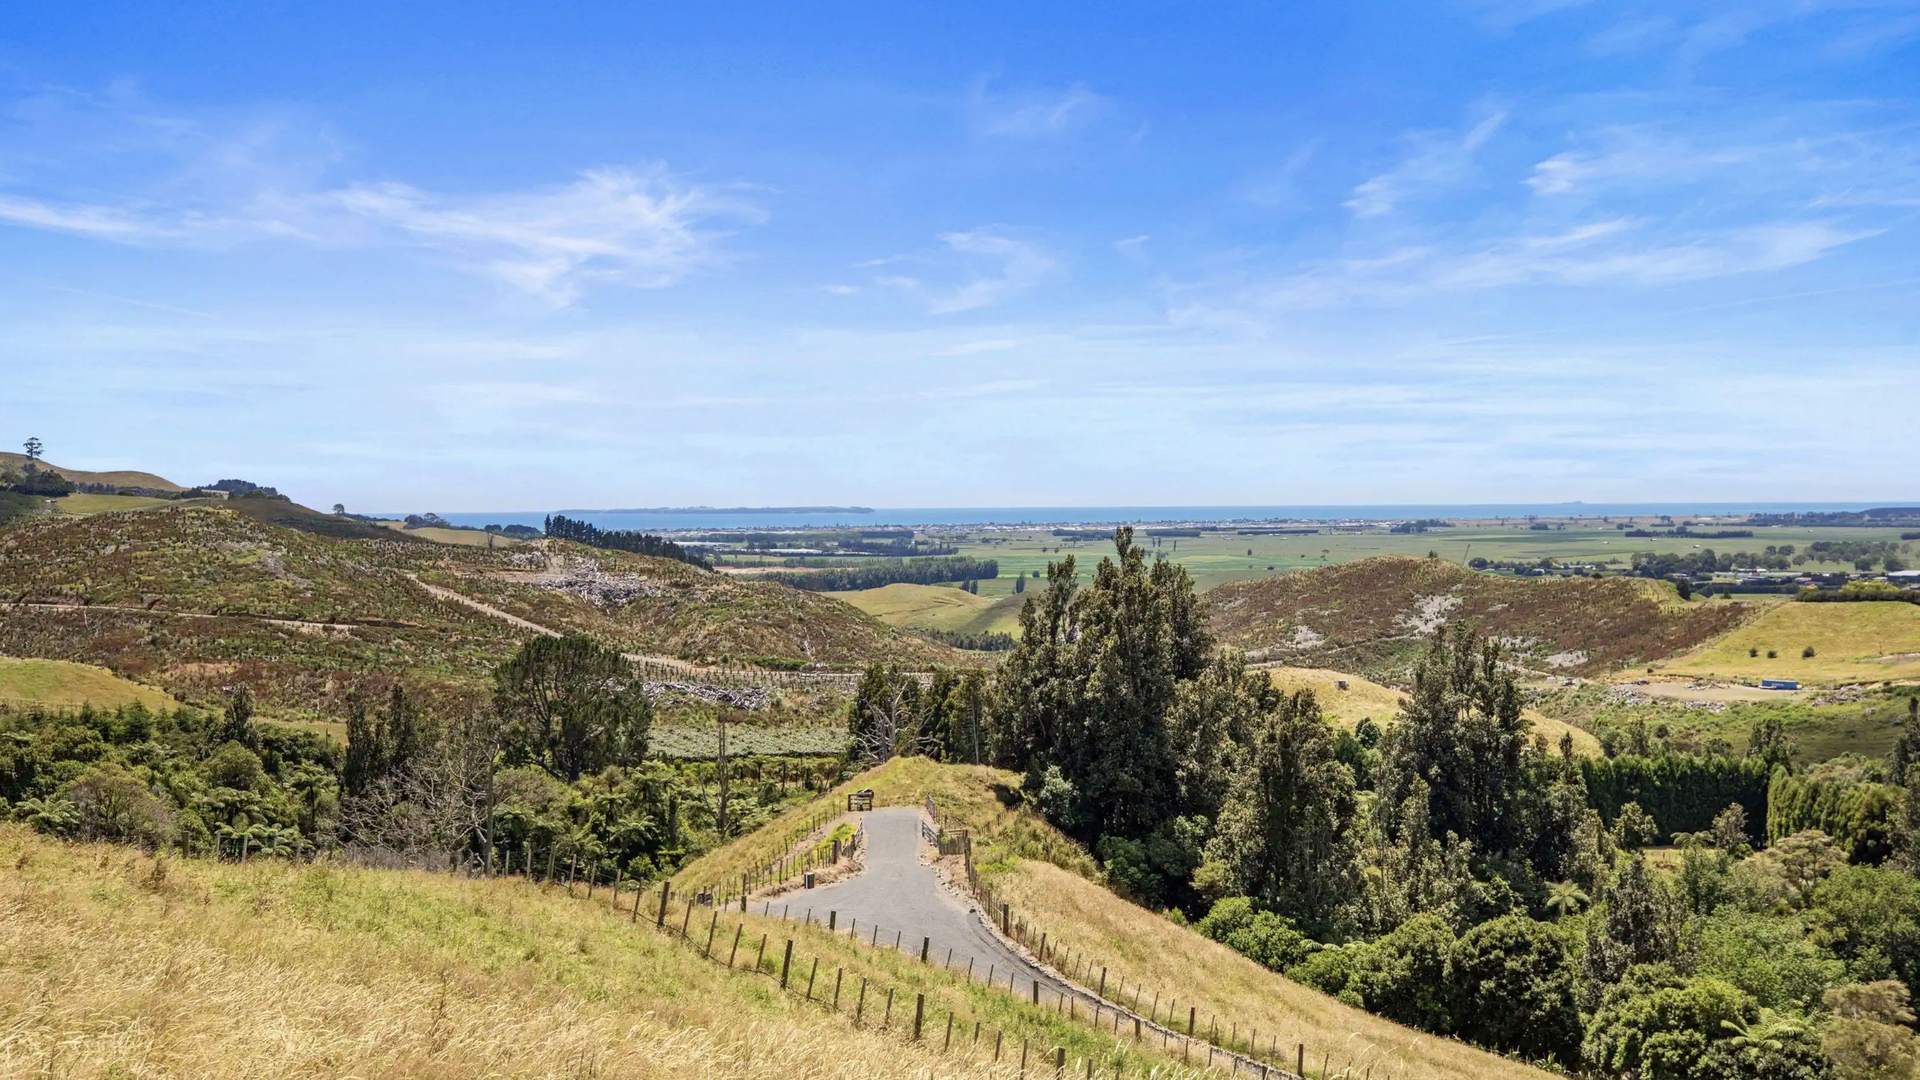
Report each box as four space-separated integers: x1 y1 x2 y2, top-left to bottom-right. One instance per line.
938 522 1915 596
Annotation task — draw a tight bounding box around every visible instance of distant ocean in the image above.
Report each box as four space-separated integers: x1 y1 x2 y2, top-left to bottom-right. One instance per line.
424 502 1901 532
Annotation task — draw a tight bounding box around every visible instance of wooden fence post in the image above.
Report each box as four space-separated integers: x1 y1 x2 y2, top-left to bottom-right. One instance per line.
856 977 867 1023
779 939 793 988
1054 1046 1064 1077
912 992 924 1041
834 967 843 1009
729 924 743 968
656 880 671 927
1098 967 1107 998
806 957 818 1000
920 936 930 964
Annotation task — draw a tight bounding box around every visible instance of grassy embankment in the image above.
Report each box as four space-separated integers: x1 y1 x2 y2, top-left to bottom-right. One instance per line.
0 656 181 711
0 824 1198 1080
685 758 1554 1080
1662 600 1920 684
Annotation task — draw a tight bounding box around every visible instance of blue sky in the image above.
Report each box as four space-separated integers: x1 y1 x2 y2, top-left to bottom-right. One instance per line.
2 1 1916 511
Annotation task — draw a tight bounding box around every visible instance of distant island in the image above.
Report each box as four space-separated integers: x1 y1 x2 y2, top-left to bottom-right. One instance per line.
578 505 876 515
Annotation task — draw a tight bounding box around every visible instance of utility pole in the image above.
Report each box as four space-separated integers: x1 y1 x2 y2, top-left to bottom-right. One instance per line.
715 709 732 836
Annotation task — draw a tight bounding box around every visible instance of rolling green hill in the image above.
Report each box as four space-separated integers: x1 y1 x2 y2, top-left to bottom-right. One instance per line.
1209 554 1753 680
826 582 1024 638
0 452 185 492
1663 600 1920 685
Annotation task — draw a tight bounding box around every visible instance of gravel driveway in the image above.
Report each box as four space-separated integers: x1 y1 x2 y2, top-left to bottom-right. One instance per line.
758 806 1064 998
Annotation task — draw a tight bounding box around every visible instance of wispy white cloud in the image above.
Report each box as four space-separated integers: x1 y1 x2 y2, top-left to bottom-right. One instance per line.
1347 109 1507 218
874 228 1061 313
1210 218 1876 313
0 89 758 305
330 167 759 304
967 79 1113 139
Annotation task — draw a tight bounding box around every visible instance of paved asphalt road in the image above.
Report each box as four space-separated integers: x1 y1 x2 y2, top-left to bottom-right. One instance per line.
758 806 1065 998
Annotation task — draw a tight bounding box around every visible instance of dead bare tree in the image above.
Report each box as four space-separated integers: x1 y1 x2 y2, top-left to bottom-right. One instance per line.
852 683 938 766
337 711 505 869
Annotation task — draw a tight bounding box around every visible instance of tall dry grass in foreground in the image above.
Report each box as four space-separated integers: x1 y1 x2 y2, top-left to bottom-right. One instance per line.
0 826 1156 1080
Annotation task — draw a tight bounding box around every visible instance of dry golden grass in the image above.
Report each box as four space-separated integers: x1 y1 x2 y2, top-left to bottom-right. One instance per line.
0 825 1189 1080
986 861 1556 1080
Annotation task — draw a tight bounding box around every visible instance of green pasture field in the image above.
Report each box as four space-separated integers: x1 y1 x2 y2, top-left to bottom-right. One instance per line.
52 492 190 515
0 657 181 711
1533 683 1920 765
933 522 1917 596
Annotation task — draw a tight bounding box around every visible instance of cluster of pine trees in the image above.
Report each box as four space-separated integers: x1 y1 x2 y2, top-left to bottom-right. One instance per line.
763 555 997 592
543 514 711 568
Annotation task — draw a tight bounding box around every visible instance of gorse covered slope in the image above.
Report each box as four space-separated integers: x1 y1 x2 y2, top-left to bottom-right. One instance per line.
0 505 964 716
417 542 969 669
0 505 521 712
1207 554 1752 679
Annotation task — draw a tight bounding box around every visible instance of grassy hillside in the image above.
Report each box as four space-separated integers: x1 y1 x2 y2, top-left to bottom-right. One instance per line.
1662 600 1920 684
1263 665 1602 756
1209 554 1752 681
0 825 1175 1080
421 544 971 670
219 495 417 540
0 657 181 711
828 583 1025 637
0 451 185 491
51 492 187 515
686 758 1555 1080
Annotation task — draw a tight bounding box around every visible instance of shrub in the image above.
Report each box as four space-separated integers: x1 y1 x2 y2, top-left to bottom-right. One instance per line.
1449 915 1582 1065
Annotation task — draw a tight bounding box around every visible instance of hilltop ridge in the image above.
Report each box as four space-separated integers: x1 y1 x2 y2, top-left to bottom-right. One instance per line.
1207 553 1753 680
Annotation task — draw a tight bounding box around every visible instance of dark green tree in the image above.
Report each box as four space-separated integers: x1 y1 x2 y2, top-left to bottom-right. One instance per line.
493 635 650 781
1200 686 1361 937
1448 914 1583 1065
1376 624 1530 860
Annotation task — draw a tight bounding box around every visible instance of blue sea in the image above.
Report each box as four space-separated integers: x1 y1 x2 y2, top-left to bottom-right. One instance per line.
421 502 1903 532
